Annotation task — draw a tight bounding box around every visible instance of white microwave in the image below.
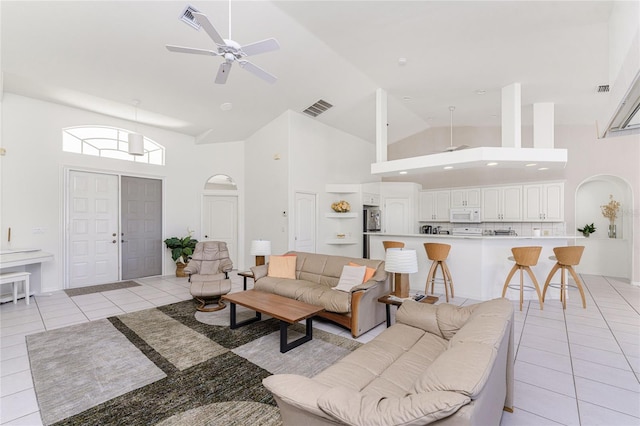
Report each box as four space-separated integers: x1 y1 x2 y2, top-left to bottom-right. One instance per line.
450 208 482 223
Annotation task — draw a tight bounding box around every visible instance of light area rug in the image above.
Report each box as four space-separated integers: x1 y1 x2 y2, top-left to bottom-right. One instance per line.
26 300 362 425
63 280 140 297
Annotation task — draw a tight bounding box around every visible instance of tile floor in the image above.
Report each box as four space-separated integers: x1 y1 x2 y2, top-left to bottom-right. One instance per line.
1 273 638 425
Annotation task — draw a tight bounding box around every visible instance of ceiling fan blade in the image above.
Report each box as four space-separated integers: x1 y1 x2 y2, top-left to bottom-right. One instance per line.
215 62 232 84
166 45 220 56
241 38 280 56
239 60 277 84
192 12 226 46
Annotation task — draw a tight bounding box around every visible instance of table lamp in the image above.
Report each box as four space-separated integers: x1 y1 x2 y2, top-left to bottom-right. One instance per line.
384 248 418 298
250 240 271 266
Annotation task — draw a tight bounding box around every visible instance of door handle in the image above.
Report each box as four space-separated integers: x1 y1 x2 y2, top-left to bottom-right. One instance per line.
204 235 208 238
121 240 128 243
112 240 117 244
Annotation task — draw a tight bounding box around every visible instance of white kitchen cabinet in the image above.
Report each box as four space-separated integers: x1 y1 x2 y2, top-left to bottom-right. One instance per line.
450 188 481 208
419 190 451 221
383 198 411 234
523 183 564 222
362 192 380 206
482 186 522 221
380 182 420 233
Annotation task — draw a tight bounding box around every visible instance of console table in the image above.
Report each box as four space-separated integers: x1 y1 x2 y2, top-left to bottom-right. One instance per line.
0 249 54 303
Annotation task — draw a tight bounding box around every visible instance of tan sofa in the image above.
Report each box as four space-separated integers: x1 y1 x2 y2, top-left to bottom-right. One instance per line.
251 251 391 337
263 298 514 426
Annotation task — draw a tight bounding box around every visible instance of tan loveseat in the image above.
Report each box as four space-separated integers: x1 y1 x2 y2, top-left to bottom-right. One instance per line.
263 298 514 426
251 251 391 337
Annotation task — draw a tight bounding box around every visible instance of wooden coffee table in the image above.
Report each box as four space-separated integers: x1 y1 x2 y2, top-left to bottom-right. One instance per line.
378 294 439 327
222 290 324 353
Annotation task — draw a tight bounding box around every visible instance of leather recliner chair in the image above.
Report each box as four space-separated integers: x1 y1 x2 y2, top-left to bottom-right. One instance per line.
184 241 233 311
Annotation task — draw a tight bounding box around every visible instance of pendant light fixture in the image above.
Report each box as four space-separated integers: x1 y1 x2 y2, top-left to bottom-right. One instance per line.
128 100 144 156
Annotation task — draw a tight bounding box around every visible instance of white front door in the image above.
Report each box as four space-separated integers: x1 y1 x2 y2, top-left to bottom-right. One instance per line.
294 192 316 252
68 171 120 287
202 195 238 266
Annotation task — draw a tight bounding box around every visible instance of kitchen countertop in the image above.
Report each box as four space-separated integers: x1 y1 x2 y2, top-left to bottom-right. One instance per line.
365 232 583 240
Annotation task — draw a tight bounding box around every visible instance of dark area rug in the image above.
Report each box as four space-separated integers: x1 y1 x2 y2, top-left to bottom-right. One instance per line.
64 281 141 297
27 299 361 425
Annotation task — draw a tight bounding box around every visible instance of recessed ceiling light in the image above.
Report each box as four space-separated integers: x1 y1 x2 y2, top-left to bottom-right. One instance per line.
538 167 549 171
444 166 453 170
399 171 408 175
487 162 498 166
475 89 486 95
525 163 537 167
220 102 233 111
402 96 412 101
398 57 407 66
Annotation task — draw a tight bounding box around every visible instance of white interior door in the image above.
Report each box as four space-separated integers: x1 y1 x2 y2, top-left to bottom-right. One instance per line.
68 171 119 287
121 176 162 280
202 195 238 266
384 198 410 234
294 192 316 252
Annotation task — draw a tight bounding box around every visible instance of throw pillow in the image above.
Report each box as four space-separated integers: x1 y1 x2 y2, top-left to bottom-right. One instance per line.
348 262 376 283
334 265 366 292
267 255 297 279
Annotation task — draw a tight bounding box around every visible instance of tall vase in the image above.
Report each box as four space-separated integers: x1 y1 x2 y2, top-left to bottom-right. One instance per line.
608 223 617 239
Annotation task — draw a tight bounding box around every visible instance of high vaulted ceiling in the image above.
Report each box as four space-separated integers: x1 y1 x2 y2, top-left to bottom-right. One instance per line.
1 1 614 145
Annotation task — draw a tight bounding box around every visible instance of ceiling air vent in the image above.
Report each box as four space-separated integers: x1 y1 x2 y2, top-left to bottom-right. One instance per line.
180 5 201 30
303 99 333 117
597 84 610 93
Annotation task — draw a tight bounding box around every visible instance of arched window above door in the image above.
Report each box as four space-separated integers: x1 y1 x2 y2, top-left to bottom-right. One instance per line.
204 174 236 190
62 126 165 165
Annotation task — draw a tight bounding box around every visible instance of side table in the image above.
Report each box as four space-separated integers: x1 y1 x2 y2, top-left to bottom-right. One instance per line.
377 294 439 327
238 271 254 290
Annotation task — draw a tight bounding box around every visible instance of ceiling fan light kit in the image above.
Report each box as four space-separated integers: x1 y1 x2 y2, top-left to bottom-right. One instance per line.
166 5 280 85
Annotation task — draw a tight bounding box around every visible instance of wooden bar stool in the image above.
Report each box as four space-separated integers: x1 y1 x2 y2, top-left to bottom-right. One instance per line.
542 246 586 309
382 241 404 250
424 243 454 302
501 246 543 311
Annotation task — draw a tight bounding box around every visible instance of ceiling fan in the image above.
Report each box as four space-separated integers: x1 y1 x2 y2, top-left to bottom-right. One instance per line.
166 5 280 84
443 106 469 152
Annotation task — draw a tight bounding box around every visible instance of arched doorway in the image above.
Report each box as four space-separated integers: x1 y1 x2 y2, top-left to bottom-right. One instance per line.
575 175 633 280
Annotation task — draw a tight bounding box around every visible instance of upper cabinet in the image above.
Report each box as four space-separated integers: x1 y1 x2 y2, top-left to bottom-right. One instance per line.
450 188 481 208
361 182 381 206
419 190 451 222
523 183 564 222
482 186 522 222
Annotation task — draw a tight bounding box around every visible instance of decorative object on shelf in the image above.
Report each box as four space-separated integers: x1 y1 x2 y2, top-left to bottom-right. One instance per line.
331 200 351 213
384 248 418 298
600 194 620 239
577 223 596 237
250 239 271 266
164 231 198 277
336 233 346 239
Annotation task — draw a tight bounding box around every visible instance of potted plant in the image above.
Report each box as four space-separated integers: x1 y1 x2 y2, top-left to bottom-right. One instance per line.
577 223 596 237
164 234 198 277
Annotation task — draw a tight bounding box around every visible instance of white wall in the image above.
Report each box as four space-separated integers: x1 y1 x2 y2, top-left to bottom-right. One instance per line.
244 110 376 261
289 111 376 258
244 111 290 261
0 94 245 291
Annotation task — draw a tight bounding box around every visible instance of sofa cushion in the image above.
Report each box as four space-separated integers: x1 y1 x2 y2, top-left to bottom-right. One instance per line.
318 387 470 426
412 342 497 398
314 324 448 398
396 300 443 338
449 314 510 350
268 255 297 279
334 265 366 292
436 303 474 340
254 278 351 313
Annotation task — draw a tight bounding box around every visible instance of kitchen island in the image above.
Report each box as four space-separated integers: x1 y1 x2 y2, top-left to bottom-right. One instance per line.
367 233 583 301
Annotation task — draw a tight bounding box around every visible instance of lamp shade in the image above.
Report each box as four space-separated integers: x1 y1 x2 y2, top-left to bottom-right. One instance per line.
384 248 418 274
250 240 271 256
128 133 144 156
